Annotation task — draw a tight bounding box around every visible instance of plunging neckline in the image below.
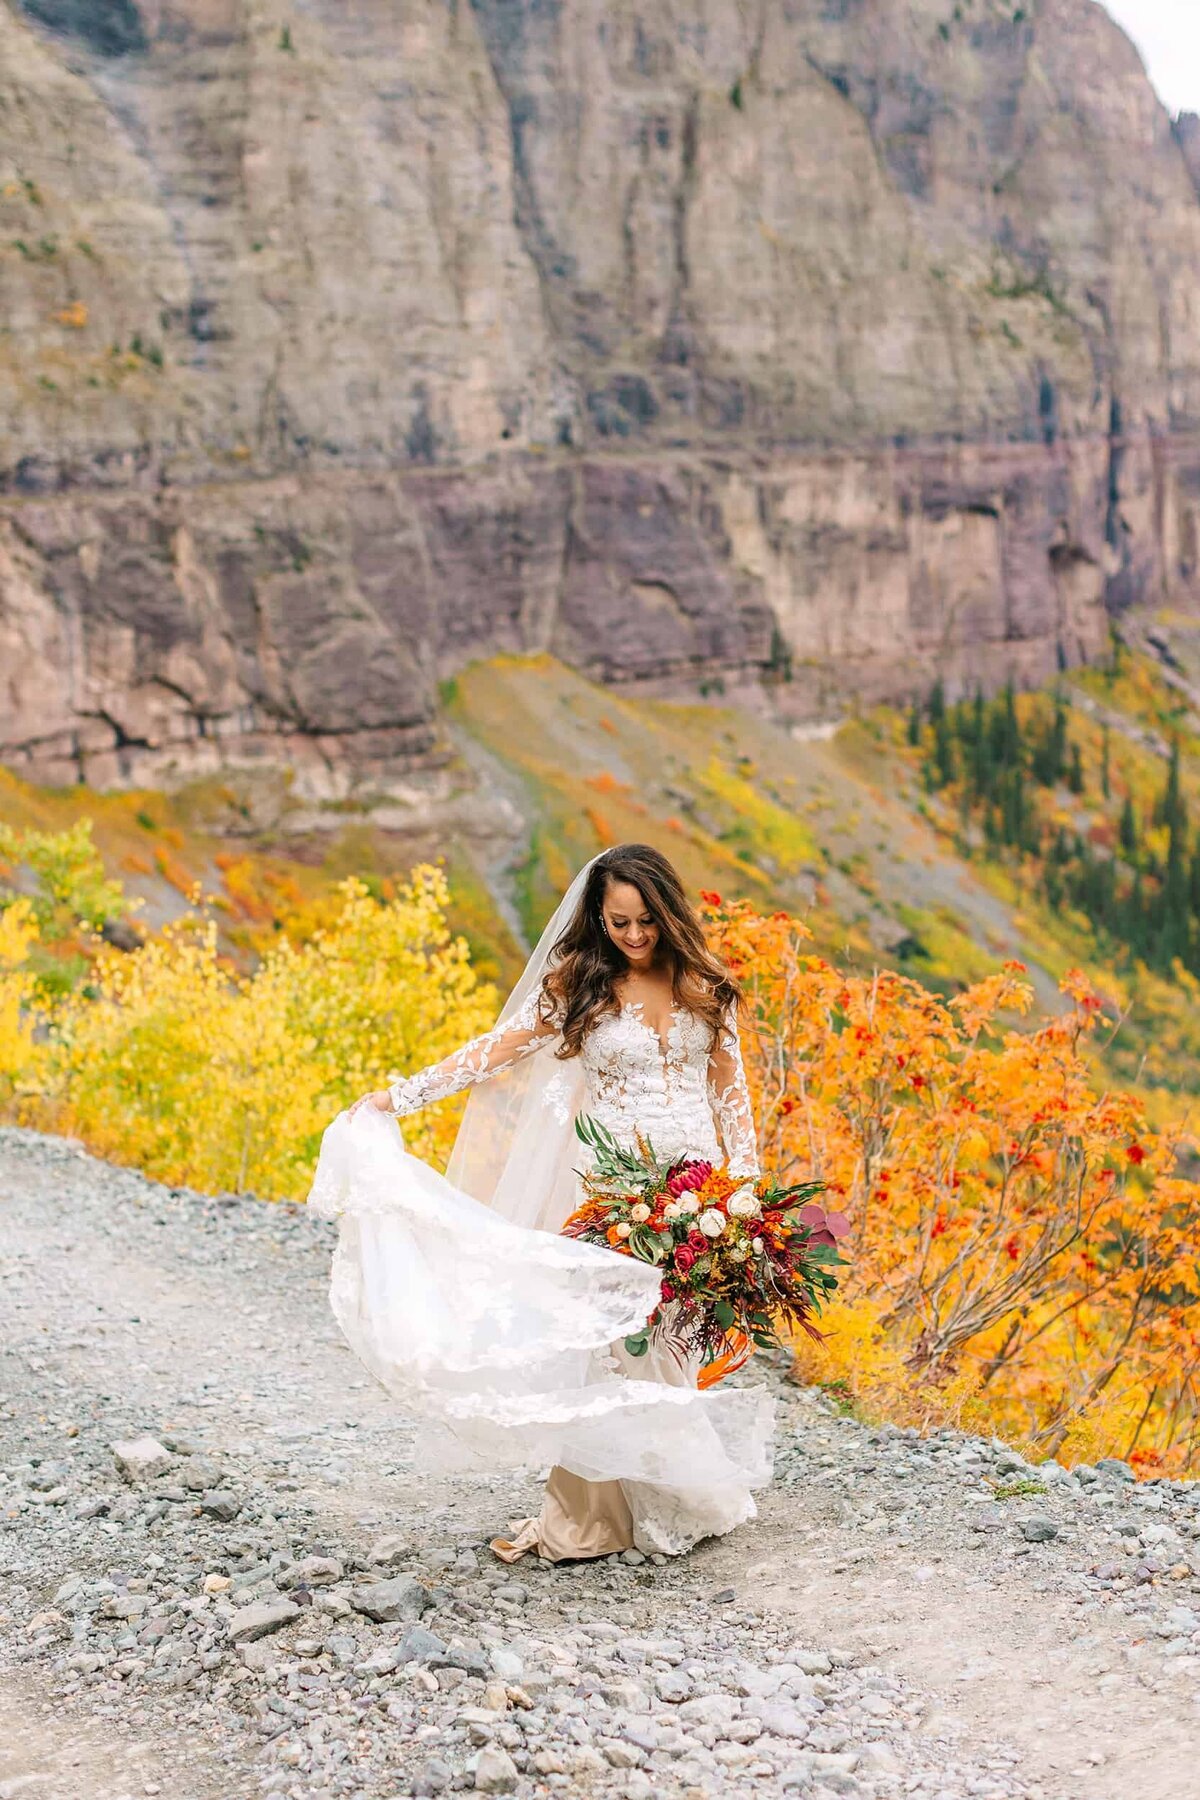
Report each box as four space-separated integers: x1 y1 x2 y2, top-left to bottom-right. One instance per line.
619 997 684 1060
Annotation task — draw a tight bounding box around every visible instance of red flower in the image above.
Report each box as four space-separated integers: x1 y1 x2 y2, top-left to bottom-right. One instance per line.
660 1280 676 1302
674 1245 697 1274
699 890 722 907
666 1160 713 1197
1127 1143 1147 1165
686 1229 707 1253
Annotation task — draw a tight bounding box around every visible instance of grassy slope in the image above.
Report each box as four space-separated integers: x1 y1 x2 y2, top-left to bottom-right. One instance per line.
442 655 1063 1006
9 646 1200 1112
0 653 1070 1001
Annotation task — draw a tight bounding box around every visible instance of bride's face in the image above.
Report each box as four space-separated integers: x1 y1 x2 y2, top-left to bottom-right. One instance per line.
600 879 660 968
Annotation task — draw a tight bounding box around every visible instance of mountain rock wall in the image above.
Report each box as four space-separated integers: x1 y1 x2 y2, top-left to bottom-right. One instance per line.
1 0 1199 802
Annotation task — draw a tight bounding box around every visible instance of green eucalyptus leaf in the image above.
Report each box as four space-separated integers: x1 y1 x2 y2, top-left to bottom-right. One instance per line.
629 1225 666 1266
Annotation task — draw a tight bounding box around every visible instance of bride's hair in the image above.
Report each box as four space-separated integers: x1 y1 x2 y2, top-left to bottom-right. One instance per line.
540 843 741 1058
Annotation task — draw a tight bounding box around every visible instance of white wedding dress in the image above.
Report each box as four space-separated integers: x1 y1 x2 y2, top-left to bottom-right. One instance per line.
309 956 775 1557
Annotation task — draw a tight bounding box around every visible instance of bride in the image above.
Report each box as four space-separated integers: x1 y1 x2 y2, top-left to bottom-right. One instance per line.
309 843 775 1561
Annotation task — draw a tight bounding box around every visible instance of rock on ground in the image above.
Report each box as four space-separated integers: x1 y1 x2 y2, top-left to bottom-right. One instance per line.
2 1126 1200 1800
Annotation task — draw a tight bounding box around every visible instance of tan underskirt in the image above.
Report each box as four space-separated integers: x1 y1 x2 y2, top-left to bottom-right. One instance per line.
491 1464 634 1564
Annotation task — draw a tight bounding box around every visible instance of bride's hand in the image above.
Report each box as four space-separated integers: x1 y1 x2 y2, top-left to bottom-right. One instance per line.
348 1090 394 1120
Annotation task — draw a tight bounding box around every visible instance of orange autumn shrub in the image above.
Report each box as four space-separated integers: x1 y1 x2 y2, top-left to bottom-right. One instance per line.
702 894 1200 1475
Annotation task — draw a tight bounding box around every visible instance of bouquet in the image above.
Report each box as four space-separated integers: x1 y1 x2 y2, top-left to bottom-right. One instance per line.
562 1115 850 1375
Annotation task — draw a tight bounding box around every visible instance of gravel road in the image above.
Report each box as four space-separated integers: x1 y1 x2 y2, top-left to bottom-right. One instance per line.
2 1127 1198 1800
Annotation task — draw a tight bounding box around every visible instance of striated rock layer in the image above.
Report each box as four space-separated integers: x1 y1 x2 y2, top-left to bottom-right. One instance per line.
1 0 1199 805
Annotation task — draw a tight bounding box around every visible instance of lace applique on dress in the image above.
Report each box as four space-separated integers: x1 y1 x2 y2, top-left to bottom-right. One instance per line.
706 1008 760 1178
388 988 760 1181
575 1000 716 1170
540 1070 573 1123
387 989 561 1116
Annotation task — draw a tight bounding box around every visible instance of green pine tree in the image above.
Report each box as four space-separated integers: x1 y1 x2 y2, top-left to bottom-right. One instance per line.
1095 855 1116 930
1158 818 1191 969
928 678 946 727
1044 864 1063 912
1034 690 1068 786
1001 765 1026 848
970 691 990 798
1001 682 1019 768
1101 724 1111 799
1157 738 1184 835
1119 795 1138 858
934 709 956 787
1067 742 1084 795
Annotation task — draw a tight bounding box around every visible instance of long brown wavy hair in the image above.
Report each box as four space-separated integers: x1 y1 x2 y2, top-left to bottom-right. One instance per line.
539 844 741 1058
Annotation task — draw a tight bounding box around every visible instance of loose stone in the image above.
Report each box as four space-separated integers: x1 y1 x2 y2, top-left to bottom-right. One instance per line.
111 1438 175 1483
349 1577 432 1623
226 1600 301 1644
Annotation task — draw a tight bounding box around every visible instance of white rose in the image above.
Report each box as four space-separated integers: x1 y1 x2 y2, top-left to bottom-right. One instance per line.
728 1186 761 1219
616 1222 632 1239
630 1203 651 1223
751 1236 764 1255
729 1244 749 1262
698 1209 726 1239
673 1195 698 1216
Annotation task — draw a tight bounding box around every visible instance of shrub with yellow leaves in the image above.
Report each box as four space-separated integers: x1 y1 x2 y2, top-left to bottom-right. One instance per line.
0 818 130 939
0 900 44 1105
35 867 496 1199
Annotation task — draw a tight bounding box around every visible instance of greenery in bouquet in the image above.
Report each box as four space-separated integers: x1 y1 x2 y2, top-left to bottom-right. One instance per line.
562 1114 850 1373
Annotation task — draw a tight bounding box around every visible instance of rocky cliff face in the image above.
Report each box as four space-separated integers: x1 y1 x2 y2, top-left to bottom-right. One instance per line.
1 0 1199 811
1178 114 1200 199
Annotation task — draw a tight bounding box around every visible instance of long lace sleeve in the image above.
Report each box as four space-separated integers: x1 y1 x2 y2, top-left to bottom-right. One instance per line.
388 990 560 1118
707 1002 760 1178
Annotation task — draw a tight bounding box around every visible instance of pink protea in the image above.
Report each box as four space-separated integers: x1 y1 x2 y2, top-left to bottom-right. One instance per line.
666 1159 713 1197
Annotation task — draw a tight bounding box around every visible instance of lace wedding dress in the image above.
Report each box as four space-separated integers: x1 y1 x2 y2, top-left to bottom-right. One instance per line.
308 869 775 1559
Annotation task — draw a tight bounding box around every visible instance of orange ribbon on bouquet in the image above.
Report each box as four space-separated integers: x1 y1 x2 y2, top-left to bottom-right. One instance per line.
697 1329 753 1389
